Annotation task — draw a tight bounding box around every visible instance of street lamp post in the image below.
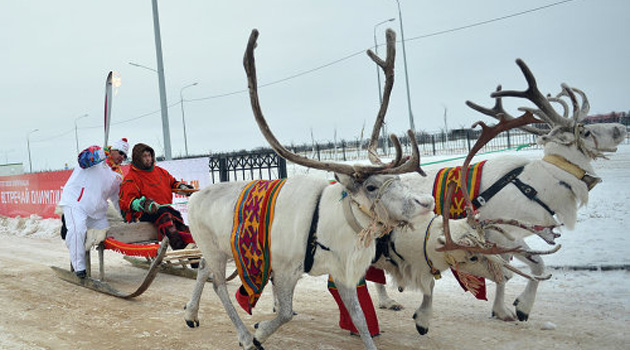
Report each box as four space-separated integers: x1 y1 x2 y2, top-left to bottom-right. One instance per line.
27 128 39 173
373 17 396 155
151 0 172 160
74 114 89 154
179 82 198 156
394 0 416 134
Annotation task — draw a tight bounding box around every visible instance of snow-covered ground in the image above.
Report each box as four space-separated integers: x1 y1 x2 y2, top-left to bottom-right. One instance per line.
1 143 628 350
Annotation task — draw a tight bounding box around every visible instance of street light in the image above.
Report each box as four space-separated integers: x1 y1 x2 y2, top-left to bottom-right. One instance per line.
373 17 396 155
27 128 39 173
151 0 172 160
74 114 89 154
128 62 158 73
179 82 198 156
394 0 416 134
128 59 171 160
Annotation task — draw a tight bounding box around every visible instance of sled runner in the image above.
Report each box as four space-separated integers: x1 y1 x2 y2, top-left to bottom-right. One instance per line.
51 221 171 299
106 220 237 283
123 247 239 282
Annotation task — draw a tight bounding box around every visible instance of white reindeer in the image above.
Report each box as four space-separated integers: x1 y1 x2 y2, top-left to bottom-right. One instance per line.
184 29 435 350
376 59 626 323
370 212 523 336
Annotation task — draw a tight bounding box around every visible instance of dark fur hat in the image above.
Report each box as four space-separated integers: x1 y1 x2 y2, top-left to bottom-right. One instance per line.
132 143 155 170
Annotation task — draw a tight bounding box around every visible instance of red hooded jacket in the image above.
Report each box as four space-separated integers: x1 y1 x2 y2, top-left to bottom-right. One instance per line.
119 143 182 222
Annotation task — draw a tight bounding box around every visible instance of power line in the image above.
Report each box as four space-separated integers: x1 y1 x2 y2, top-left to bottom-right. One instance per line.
32 0 577 142
189 0 576 102
405 0 576 42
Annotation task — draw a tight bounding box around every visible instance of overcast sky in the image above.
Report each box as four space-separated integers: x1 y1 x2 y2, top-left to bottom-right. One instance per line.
1 0 628 172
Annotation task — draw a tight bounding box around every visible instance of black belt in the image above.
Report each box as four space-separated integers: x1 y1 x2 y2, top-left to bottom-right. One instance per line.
304 194 328 273
472 166 555 217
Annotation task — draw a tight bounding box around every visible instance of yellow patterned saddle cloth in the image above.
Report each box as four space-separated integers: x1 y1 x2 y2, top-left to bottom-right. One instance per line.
231 179 286 314
432 161 486 219
432 161 487 300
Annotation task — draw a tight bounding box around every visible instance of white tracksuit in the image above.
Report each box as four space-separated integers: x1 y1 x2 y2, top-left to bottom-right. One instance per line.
59 162 122 272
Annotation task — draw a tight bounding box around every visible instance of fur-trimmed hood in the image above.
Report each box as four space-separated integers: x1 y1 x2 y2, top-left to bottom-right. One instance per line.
131 143 155 170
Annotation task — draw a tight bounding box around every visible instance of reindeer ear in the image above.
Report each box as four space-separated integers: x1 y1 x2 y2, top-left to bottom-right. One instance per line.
335 173 360 194
436 235 446 250
457 236 475 247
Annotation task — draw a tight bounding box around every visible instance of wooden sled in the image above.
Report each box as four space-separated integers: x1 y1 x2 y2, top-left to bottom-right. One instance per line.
123 246 206 280
123 250 238 282
51 222 169 299
106 219 238 282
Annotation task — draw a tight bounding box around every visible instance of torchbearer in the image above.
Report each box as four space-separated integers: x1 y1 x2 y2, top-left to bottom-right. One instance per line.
59 138 129 278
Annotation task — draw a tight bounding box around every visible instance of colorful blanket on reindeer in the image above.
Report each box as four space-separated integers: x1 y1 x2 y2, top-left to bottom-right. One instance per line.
231 179 287 314
432 160 488 300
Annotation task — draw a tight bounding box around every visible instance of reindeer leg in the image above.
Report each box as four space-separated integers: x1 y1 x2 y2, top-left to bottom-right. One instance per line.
412 278 434 335
207 254 259 350
491 281 517 321
336 283 378 350
184 258 210 328
374 282 403 311
512 247 546 321
254 271 300 344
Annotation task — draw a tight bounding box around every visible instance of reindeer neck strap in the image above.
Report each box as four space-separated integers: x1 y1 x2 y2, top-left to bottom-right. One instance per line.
543 154 601 191
342 194 366 234
423 215 442 279
342 193 394 247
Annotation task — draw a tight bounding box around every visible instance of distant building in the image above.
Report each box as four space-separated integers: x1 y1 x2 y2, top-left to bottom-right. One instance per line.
584 111 629 125
0 163 24 176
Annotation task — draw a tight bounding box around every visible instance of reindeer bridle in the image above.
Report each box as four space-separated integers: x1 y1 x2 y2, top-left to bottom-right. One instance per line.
341 177 406 247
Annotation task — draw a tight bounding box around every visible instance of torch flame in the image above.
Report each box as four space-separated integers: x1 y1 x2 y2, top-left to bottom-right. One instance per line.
112 72 122 96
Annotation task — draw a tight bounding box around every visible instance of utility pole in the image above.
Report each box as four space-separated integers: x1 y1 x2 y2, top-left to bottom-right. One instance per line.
151 0 172 160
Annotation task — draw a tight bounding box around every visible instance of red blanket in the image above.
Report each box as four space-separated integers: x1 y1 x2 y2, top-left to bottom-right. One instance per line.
231 179 286 314
432 161 488 300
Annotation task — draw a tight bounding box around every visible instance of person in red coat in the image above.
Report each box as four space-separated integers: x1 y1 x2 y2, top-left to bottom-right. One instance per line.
119 143 195 250
327 266 384 337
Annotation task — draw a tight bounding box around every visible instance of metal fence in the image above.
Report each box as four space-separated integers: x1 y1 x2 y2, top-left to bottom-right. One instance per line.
208 150 287 183
207 123 630 181
292 128 543 162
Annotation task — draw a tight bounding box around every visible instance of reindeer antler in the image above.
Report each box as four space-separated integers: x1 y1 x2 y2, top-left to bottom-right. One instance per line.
436 111 542 255
466 86 547 136
366 29 396 166
243 29 421 180
437 182 521 255
365 30 424 175
489 59 572 129
556 84 590 123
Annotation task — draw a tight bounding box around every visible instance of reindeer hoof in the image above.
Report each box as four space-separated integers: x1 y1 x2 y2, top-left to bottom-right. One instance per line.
254 322 259 329
513 299 529 321
185 320 200 328
253 338 264 350
415 324 428 335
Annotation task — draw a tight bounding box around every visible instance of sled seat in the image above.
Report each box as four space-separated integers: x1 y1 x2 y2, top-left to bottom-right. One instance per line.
87 222 160 280
101 222 203 280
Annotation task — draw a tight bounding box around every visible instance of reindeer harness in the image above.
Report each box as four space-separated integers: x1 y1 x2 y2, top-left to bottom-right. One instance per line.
423 215 442 279
304 179 399 273
472 166 556 218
